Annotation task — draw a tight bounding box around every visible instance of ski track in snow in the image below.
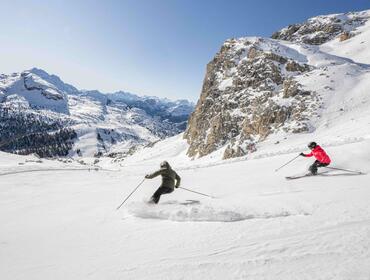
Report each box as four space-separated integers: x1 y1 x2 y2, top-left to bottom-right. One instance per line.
126 200 311 222
0 168 100 177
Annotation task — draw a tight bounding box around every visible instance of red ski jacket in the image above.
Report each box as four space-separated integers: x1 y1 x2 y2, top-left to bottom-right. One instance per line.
304 145 331 164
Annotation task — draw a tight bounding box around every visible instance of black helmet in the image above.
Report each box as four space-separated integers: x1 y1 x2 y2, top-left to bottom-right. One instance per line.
308 142 317 149
160 161 169 169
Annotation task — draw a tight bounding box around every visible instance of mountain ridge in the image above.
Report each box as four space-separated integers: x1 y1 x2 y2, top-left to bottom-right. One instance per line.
0 68 194 157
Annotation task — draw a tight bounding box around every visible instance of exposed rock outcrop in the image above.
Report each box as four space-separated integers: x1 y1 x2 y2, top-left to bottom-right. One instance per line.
184 38 318 159
271 12 367 45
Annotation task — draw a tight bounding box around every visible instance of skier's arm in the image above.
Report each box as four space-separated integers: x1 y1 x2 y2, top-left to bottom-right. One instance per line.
304 152 313 157
145 169 163 179
175 173 181 188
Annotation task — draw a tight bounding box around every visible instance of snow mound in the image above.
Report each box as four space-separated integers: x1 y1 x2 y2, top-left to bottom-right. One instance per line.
126 200 311 222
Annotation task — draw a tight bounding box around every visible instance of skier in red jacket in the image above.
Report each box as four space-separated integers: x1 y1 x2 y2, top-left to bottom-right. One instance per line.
300 142 331 175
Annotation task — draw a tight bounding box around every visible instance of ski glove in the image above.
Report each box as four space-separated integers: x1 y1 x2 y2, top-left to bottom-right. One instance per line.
299 153 305 157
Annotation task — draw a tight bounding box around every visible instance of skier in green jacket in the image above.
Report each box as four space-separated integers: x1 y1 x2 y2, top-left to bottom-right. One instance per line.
145 161 181 204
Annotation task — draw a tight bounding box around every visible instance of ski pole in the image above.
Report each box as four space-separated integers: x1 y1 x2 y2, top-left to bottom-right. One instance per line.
116 178 146 210
178 187 216 199
325 166 364 174
275 154 301 172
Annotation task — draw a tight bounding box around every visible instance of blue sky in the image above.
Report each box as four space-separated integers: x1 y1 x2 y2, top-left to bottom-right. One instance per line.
1 0 369 101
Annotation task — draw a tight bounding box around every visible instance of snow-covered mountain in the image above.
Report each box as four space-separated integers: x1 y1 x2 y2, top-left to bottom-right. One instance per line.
184 9 370 159
0 68 194 157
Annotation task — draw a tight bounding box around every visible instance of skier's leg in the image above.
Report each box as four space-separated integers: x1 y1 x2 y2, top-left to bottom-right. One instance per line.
151 187 173 204
162 187 173 195
156 187 173 203
309 160 320 175
151 187 164 204
317 162 329 171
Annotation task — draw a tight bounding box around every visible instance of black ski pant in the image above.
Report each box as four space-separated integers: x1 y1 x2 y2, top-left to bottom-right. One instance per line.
151 187 173 204
309 160 329 175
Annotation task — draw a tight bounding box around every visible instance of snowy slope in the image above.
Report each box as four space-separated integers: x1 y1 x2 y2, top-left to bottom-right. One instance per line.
321 15 370 65
0 137 369 279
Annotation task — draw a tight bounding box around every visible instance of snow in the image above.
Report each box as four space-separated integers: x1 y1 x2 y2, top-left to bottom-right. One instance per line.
0 72 70 114
28 68 79 95
320 11 370 65
218 77 233 90
1 137 370 279
127 198 311 222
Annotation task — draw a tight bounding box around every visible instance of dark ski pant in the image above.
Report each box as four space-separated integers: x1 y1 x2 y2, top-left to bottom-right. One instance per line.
309 160 329 175
151 187 173 204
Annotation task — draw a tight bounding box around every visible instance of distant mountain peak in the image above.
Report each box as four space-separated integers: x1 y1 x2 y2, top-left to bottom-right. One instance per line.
0 68 194 158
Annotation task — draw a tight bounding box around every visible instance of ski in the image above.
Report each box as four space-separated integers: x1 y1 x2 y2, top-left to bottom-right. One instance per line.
318 173 365 177
324 166 364 175
285 173 313 180
285 170 330 180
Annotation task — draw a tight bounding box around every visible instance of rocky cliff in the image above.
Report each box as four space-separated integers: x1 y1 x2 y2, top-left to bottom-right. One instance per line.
184 10 370 159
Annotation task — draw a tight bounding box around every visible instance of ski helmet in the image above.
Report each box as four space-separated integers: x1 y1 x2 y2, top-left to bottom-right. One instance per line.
160 161 169 168
308 142 317 149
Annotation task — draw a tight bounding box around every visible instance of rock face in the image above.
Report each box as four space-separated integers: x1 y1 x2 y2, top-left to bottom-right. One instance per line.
184 38 317 159
271 11 367 45
184 10 370 160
